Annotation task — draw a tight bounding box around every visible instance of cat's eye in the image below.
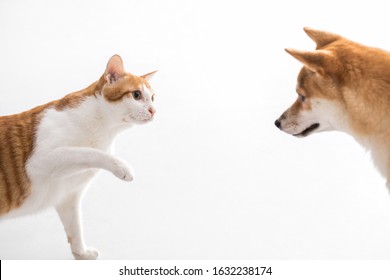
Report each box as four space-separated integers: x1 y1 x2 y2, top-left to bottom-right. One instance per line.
151 95 155 102
132 90 142 100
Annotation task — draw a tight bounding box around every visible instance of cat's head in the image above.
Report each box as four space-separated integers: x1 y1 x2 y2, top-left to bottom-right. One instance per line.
99 54 157 125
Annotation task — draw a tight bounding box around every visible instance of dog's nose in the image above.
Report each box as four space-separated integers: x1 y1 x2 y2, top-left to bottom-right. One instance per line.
274 119 281 128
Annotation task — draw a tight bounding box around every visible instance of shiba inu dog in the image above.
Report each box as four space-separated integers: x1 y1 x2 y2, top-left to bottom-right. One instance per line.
275 27 390 188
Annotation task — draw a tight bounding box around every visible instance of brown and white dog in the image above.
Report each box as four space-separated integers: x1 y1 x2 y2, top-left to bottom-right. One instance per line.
275 27 390 189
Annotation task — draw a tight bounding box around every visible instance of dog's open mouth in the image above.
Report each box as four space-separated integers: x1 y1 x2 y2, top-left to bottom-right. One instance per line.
293 123 320 137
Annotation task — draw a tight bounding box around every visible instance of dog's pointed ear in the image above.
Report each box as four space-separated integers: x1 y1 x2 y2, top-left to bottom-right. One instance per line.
303 27 341 49
105 54 126 84
285 48 332 76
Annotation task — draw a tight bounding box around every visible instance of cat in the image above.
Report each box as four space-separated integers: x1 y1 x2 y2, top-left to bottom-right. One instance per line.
0 54 156 259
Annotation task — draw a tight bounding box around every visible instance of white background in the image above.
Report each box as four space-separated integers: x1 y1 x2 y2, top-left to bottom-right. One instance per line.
1 0 390 260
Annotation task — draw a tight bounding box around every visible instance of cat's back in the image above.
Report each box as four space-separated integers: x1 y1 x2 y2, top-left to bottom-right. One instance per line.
0 107 45 215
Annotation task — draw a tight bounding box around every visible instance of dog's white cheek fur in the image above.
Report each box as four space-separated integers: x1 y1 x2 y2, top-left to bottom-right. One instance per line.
310 99 349 133
281 98 348 135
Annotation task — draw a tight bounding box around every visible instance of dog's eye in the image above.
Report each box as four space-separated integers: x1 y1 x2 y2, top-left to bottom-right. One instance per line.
132 90 142 100
299 94 306 102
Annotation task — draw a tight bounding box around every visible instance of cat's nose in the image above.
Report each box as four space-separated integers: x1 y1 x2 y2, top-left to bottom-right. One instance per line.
148 107 156 117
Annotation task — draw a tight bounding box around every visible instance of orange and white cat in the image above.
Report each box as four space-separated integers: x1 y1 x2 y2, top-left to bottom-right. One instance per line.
0 55 156 259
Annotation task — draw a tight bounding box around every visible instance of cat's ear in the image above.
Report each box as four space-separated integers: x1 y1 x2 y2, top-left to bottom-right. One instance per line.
141 70 157 82
105 54 126 84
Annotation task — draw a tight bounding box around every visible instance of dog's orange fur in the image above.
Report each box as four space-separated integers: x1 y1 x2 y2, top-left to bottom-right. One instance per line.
286 28 390 138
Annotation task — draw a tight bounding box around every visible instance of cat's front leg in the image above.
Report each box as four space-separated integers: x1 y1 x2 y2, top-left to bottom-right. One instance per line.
110 157 135 181
56 192 99 260
44 147 134 181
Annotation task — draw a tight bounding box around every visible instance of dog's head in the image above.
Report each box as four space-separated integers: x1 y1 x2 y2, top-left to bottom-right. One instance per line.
275 27 351 137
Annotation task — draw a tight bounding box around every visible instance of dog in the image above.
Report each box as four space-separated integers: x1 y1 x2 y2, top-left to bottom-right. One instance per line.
275 27 390 189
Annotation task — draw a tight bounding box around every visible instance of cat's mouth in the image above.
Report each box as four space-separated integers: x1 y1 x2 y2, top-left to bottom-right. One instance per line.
137 118 152 124
126 115 153 124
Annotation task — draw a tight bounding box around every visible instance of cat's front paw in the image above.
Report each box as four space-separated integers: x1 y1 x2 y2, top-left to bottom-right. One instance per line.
112 159 134 182
72 247 100 260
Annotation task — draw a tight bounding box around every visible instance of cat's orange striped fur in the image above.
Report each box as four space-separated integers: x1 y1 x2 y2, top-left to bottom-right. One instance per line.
0 110 38 214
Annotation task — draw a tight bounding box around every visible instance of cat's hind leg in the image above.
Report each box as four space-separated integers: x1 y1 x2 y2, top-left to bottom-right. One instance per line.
56 191 99 260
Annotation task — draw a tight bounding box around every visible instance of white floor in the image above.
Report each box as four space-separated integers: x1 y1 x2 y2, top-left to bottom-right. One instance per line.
1 0 390 260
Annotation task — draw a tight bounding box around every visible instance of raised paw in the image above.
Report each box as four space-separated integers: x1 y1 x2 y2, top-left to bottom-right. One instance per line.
72 247 100 260
112 159 134 182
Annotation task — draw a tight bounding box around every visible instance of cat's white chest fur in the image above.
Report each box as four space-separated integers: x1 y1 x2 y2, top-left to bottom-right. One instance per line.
8 96 119 217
